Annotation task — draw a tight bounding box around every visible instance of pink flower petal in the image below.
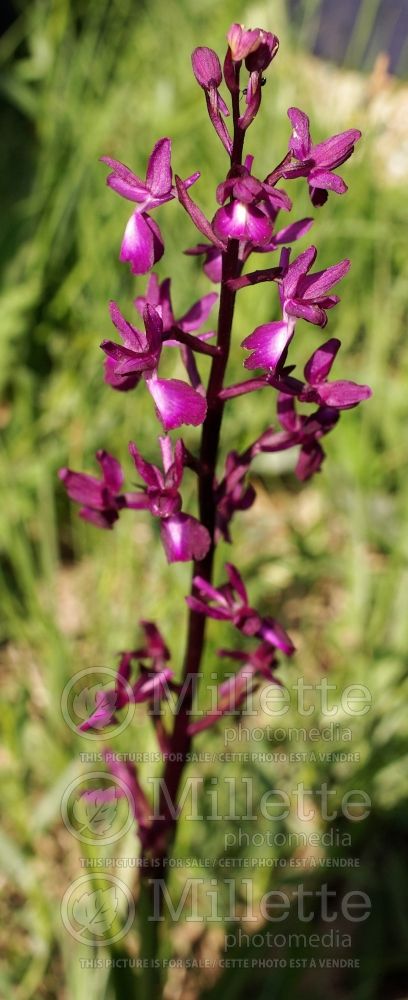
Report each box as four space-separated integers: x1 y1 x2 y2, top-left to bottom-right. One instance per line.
58 469 105 509
304 338 341 385
146 376 207 430
317 380 372 409
213 202 272 243
96 450 124 493
287 107 311 160
120 212 164 275
160 514 211 563
146 138 172 198
243 321 293 371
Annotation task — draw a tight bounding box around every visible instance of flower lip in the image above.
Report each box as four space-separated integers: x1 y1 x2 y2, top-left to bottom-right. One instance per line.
227 23 263 61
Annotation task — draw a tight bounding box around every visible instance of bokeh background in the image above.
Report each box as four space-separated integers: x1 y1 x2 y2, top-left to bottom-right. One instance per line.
1 0 408 997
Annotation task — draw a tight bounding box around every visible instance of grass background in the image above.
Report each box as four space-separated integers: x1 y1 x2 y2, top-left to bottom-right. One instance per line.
1 0 408 997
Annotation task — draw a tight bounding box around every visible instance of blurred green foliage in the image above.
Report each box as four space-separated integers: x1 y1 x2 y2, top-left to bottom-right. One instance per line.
1 0 408 997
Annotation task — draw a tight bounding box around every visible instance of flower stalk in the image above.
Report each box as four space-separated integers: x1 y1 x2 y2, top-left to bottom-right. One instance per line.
59 20 372 991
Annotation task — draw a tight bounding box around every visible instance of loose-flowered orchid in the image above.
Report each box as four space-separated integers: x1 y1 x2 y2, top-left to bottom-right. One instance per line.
101 138 199 273
59 20 371 897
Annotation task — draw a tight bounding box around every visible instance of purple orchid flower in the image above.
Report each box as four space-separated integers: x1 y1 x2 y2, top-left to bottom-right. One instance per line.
240 249 351 374
128 437 211 563
187 668 256 735
283 107 361 206
187 642 278 735
299 339 372 409
212 156 291 244
101 302 207 430
134 272 217 342
79 623 173 733
215 450 256 543
58 450 128 529
184 242 223 283
186 563 295 655
256 393 340 480
101 138 199 273
251 216 314 257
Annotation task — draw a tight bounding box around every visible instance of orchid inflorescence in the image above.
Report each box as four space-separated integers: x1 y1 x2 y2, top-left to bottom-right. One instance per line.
59 23 371 863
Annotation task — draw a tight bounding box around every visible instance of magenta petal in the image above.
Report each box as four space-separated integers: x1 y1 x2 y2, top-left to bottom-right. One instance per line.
104 357 141 391
213 202 272 243
122 491 150 510
312 129 361 169
225 563 247 602
185 244 223 283
128 442 163 488
109 301 144 350
193 576 228 605
176 176 225 250
283 245 317 298
146 376 207 430
259 617 295 655
277 393 299 432
101 340 156 375
58 469 105 509
96 450 124 493
309 168 347 195
105 175 147 202
120 212 164 275
79 507 118 529
304 338 341 385
101 157 148 201
274 217 314 245
285 298 327 326
317 380 372 409
78 689 118 731
160 514 211 563
243 321 292 371
186 596 231 620
204 250 222 282
146 138 172 198
143 303 164 354
227 23 262 61
287 107 311 160
299 258 350 299
179 292 218 332
192 46 222 88
132 668 173 703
